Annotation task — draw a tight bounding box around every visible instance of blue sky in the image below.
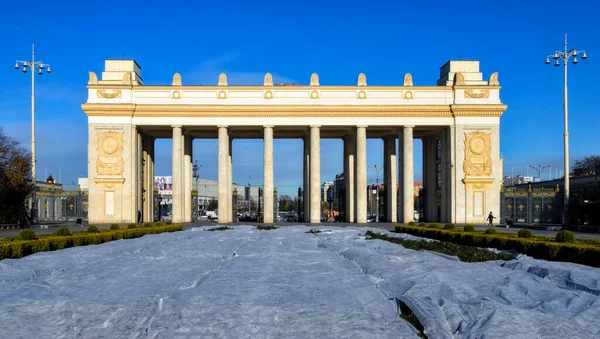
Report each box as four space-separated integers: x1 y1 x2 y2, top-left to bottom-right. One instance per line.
1 0 599 196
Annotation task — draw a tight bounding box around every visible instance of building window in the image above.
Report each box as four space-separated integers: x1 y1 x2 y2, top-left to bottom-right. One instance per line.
436 163 442 189
436 140 441 160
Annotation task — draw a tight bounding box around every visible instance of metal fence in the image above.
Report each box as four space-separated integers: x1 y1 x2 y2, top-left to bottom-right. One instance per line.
500 186 562 225
30 190 89 222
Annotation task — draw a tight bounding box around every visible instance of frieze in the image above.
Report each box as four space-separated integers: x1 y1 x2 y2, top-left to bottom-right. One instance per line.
97 89 123 99
532 192 556 197
464 89 490 99
504 192 528 198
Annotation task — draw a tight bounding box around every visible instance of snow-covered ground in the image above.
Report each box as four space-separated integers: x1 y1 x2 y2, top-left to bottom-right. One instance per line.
0 225 599 339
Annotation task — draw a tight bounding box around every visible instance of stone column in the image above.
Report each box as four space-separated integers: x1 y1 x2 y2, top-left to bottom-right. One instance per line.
383 138 389 220
385 136 397 223
446 126 456 223
310 126 321 223
356 126 367 223
263 126 274 223
184 136 192 222
303 136 310 222
137 130 143 222
344 135 355 223
397 130 404 222
228 138 233 222
179 133 185 222
440 129 448 223
171 126 183 223
142 135 151 222
421 137 428 221
149 137 155 222
423 136 436 222
403 126 414 223
218 126 229 223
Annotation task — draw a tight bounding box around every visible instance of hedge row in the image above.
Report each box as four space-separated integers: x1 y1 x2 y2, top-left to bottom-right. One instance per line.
395 225 600 267
0 225 183 260
366 231 516 262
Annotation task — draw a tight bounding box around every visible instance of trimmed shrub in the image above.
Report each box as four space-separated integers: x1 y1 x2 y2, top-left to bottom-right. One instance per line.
166 220 172 225
257 225 278 230
87 225 99 233
556 230 576 243
206 226 231 231
464 224 475 232
485 228 498 235
367 231 516 262
429 222 441 229
408 221 416 226
55 227 70 236
419 222 427 227
19 229 36 240
0 225 183 260
394 225 600 267
444 223 456 230
518 229 533 238
155 222 164 226
128 224 138 229
142 222 152 228
110 224 120 230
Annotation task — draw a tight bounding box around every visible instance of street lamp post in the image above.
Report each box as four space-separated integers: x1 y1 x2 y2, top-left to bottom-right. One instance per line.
528 165 551 182
14 44 52 224
545 34 587 225
368 165 383 222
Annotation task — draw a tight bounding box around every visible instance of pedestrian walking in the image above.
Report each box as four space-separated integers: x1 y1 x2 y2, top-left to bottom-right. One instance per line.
487 211 496 227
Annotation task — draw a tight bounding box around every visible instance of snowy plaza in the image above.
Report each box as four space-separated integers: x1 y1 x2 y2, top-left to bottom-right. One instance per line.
1 226 599 338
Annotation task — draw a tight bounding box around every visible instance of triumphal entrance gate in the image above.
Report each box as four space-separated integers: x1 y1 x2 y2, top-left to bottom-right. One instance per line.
82 60 506 224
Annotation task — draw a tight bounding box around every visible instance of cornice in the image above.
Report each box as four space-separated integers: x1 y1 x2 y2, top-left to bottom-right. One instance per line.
451 104 507 117
82 104 454 117
81 104 136 116
453 85 502 90
82 103 507 118
86 84 502 92
135 105 454 117
86 85 457 91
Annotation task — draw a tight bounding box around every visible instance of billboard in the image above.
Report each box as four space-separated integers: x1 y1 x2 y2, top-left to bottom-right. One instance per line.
155 176 173 191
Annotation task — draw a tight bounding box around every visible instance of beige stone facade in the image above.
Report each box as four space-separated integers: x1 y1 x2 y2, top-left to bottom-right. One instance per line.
83 60 506 224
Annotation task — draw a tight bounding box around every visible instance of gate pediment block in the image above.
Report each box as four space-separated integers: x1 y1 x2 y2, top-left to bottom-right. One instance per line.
462 177 494 190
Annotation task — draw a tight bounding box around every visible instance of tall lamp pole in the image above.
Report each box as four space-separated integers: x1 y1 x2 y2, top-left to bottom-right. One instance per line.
528 165 551 182
14 44 52 224
545 34 587 225
368 165 383 222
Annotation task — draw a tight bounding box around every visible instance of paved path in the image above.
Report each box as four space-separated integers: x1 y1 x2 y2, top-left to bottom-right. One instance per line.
2 221 600 239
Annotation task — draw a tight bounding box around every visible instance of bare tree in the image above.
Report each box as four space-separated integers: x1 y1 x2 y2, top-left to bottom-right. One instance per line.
0 128 33 223
573 156 600 177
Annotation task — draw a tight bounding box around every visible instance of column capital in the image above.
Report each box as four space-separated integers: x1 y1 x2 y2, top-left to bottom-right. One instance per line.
356 125 368 128
217 125 228 129
263 125 274 129
403 125 415 129
171 125 182 129
310 125 321 128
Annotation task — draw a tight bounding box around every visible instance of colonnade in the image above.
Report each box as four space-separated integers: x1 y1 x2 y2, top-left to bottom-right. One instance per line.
140 124 432 224
132 122 459 225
